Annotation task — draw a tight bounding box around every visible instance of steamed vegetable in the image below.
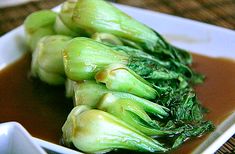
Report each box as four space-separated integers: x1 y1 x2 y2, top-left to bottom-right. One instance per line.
63 37 192 87
62 38 204 122
96 64 158 99
97 93 179 136
31 35 72 85
67 0 191 64
62 105 169 153
74 80 169 117
24 10 57 51
63 37 129 80
22 0 215 153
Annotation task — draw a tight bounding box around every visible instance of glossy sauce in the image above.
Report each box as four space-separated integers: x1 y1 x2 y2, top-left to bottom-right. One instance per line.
0 53 235 153
175 54 235 153
0 54 73 143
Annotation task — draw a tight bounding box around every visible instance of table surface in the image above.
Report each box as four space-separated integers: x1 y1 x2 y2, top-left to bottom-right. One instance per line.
0 0 234 153
0 0 234 35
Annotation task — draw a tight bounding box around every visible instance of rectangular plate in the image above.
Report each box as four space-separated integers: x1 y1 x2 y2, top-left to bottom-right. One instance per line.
0 3 235 154
0 122 46 154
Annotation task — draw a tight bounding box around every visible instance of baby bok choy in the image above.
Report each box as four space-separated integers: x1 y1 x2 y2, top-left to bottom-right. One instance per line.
62 105 169 153
97 93 179 137
24 10 57 51
73 81 169 117
95 64 158 99
67 0 191 64
31 35 72 85
63 37 129 80
63 37 189 89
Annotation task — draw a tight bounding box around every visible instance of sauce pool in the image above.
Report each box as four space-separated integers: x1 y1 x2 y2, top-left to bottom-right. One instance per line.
0 53 234 153
0 54 73 143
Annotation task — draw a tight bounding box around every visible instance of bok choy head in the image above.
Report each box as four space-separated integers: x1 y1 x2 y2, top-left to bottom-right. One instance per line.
24 10 57 51
95 64 158 100
72 0 157 50
69 0 191 64
63 37 129 81
62 105 168 153
31 35 72 85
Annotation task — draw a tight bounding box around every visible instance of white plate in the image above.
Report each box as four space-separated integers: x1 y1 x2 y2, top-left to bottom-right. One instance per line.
0 3 234 154
0 122 46 154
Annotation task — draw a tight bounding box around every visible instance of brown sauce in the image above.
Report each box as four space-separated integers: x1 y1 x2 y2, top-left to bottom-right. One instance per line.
174 54 235 153
0 53 235 153
0 54 73 143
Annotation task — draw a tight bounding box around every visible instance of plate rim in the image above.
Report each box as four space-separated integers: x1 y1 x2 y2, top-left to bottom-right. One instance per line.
0 3 234 154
